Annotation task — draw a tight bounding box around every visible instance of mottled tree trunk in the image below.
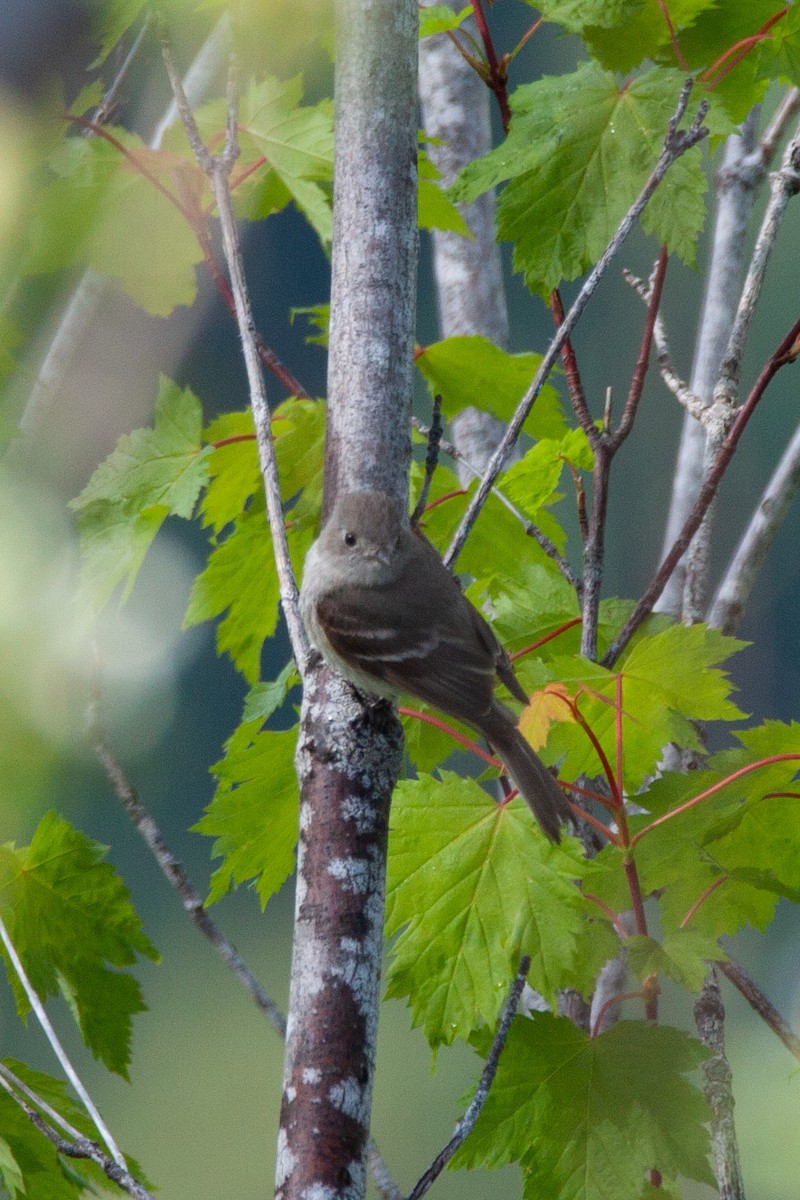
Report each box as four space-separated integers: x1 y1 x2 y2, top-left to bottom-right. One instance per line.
276 2 418 1198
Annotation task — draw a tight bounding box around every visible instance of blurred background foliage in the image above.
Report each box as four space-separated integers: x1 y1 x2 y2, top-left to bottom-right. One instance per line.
0 1 798 1196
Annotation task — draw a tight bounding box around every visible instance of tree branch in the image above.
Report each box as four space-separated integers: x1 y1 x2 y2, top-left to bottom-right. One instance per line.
0 1067 154 1200
0 915 125 1168
719 957 800 1061
655 110 764 617
161 33 309 673
708 418 800 632
694 970 746 1200
603 314 800 665
407 956 531 1200
444 80 708 570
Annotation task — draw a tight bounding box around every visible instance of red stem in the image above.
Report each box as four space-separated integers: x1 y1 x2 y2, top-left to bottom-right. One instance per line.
656 0 688 70
470 0 512 133
398 706 501 767
563 779 617 812
631 754 800 845
604 315 800 666
680 875 729 928
584 893 630 938
701 8 788 89
423 489 468 512
591 990 646 1038
624 858 649 937
566 802 619 845
509 617 582 660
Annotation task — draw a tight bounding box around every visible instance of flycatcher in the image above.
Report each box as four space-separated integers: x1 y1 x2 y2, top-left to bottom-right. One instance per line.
300 490 570 842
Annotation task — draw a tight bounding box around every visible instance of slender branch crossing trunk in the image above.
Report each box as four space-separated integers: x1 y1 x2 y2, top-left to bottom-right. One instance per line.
277 3 418 1198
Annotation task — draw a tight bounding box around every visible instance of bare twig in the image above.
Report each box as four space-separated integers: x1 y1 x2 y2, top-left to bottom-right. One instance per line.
90 716 287 1036
406 956 531 1200
411 396 443 527
716 116 800 407
0 915 125 1167
709 419 800 633
90 18 151 126
161 34 310 672
603 314 800 665
0 1070 153 1200
761 88 800 163
623 268 706 418
412 416 581 590
694 970 746 1200
579 249 669 660
719 957 800 1061
444 80 709 570
656 111 763 617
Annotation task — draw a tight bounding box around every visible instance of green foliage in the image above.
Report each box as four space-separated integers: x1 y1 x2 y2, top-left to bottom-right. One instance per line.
10 3 800 1195
385 774 596 1044
0 814 158 1077
450 62 733 295
419 148 474 237
453 1015 715 1199
419 4 472 38
197 723 299 906
184 397 323 682
0 1060 124 1197
71 377 210 606
416 335 567 438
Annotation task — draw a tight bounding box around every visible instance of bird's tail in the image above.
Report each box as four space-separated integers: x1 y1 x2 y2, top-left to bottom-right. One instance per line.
483 702 571 843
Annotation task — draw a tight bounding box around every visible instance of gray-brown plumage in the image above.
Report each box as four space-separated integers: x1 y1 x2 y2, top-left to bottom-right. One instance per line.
300 491 571 841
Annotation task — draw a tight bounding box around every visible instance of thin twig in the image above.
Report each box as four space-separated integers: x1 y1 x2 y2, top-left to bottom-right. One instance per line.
550 287 592 437
444 80 709 570
761 88 800 164
90 17 151 127
411 396 443 527
604 314 800 665
580 250 668 660
90 710 287 1036
694 970 746 1200
411 416 581 590
406 956 531 1200
0 1071 154 1200
0 915 125 1167
161 33 309 672
708 419 800 633
624 267 706 417
716 115 800 407
719 957 800 1061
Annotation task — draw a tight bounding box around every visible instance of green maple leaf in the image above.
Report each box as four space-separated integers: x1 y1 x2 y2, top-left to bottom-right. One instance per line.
418 149 473 237
416 335 567 439
419 3 472 37
385 773 589 1045
580 0 719 71
239 77 333 244
450 63 728 295
186 399 322 682
26 132 201 315
546 624 746 792
626 930 727 992
0 814 158 1077
453 1014 713 1198
72 377 210 606
196 727 299 906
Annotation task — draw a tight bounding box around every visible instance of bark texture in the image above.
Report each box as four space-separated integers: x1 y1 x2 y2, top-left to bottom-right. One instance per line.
278 2 418 1197
323 0 419 519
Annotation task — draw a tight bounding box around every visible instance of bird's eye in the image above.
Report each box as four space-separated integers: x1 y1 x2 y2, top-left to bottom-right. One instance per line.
344 531 357 547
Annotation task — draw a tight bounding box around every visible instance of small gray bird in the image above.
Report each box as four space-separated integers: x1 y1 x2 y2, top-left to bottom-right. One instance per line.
300 490 571 842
